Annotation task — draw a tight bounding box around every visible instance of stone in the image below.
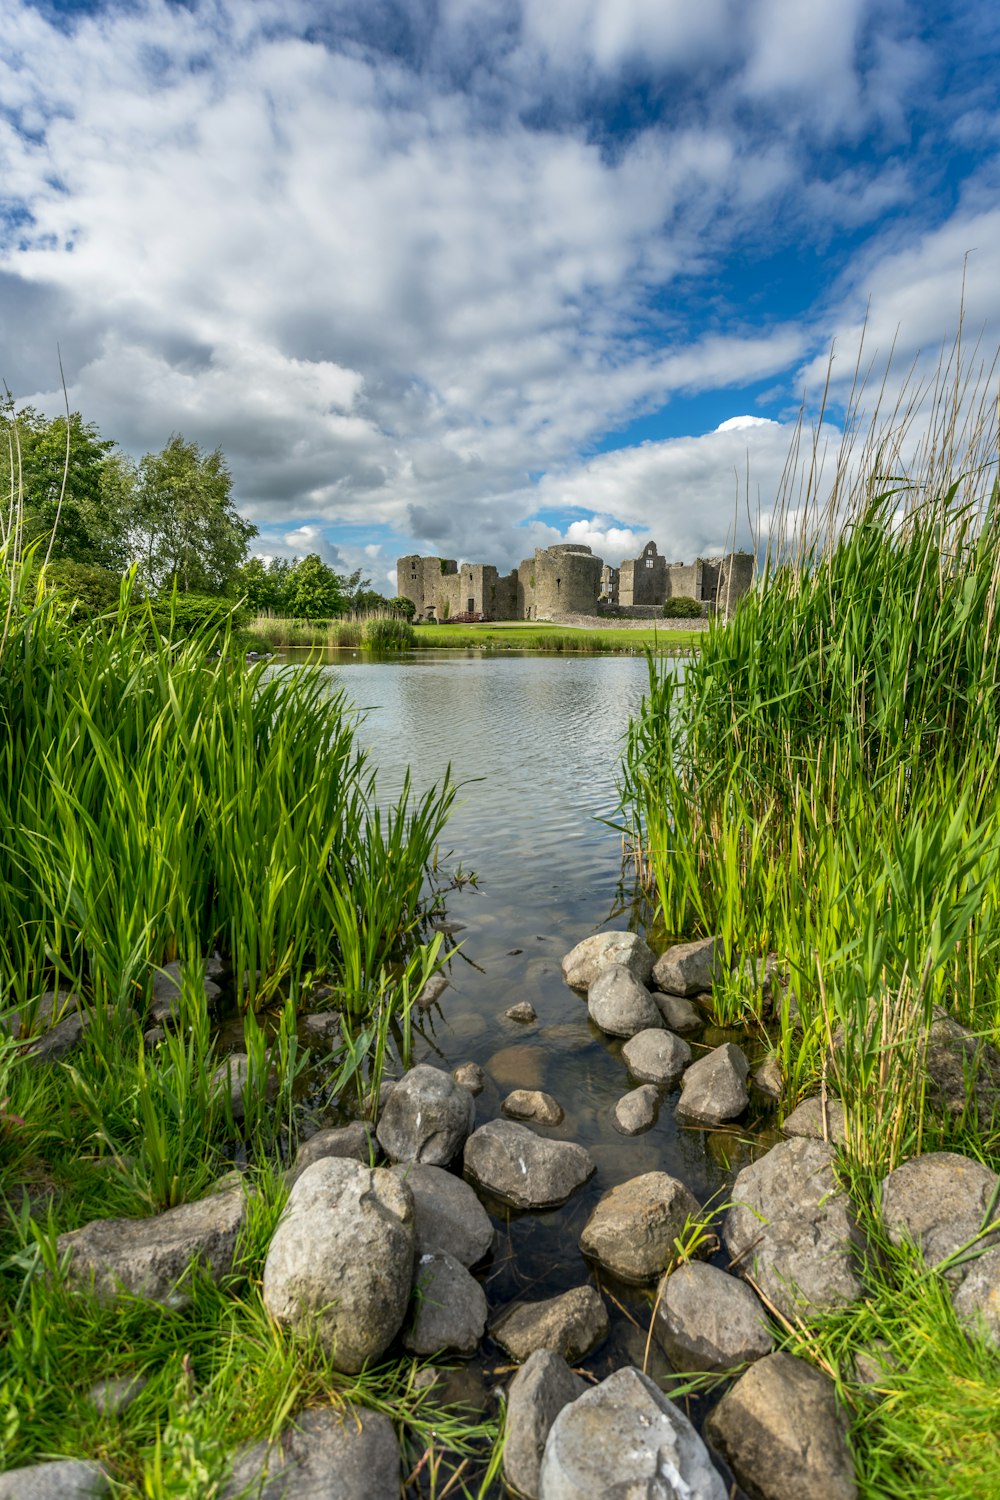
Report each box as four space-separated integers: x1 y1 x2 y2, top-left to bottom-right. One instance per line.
538 1366 727 1500
210 1052 250 1119
221 1405 400 1500
262 1158 413 1373
952 1244 1000 1347
652 937 724 997
432 919 465 935
57 1187 247 1307
925 1009 1000 1127
587 965 663 1038
505 1001 537 1023
415 973 450 1010
0 1460 109 1499
486 1045 546 1091
492 1284 609 1363
503 1350 586 1500
464 1120 595 1210
390 1163 493 1266
724 1137 864 1321
453 1061 485 1095
299 1012 340 1047
654 1262 773 1372
782 1094 848 1145
652 990 702 1033
143 1026 166 1048
579 1172 702 1284
3 988 90 1063
148 960 221 1024
852 1340 899 1390
560 931 656 990
88 1373 147 1415
880 1151 1000 1271
404 1251 487 1355
676 1043 749 1124
288 1122 375 1183
503 1089 564 1125
753 1056 783 1103
704 1351 857 1500
375 1063 475 1166
622 1028 691 1086
613 1084 660 1135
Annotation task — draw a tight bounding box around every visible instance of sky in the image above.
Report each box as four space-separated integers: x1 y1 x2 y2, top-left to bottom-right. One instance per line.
2 1 999 591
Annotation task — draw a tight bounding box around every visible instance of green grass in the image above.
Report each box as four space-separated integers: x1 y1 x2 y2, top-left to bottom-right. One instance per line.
252 614 701 654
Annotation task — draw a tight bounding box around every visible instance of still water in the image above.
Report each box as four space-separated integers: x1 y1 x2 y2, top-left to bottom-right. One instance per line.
305 649 741 1397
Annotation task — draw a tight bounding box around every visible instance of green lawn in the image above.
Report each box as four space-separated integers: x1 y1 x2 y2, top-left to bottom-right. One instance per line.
410 620 701 652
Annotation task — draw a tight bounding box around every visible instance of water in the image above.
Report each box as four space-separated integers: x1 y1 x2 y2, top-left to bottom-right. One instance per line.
293 650 750 1408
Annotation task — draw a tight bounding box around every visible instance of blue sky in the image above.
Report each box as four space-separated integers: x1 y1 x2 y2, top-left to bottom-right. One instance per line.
2 0 999 589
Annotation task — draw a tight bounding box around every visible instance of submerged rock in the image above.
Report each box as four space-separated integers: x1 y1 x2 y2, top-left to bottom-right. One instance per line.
580 1171 702 1283
561 931 655 990
404 1251 487 1356
705 1351 857 1500
414 973 450 1010
492 1284 609 1363
587 965 663 1038
652 937 724 997
676 1043 749 1124
222 1406 400 1500
655 1261 773 1372
390 1162 494 1266
375 1063 475 1166
504 1351 586 1500
464 1120 595 1209
622 1027 691 1086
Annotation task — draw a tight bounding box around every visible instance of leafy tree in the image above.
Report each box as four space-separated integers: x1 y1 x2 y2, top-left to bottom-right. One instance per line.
388 595 416 620
352 587 390 614
235 556 293 614
131 435 256 595
283 554 346 619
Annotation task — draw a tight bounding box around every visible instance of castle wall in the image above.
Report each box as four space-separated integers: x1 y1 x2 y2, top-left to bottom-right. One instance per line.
529 544 602 619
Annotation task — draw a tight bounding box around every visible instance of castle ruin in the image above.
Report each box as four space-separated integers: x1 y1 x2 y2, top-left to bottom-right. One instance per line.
397 540 754 622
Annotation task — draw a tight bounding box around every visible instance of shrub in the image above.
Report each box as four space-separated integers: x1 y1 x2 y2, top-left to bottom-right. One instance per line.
388 595 416 620
151 591 250 642
662 596 703 618
362 617 416 651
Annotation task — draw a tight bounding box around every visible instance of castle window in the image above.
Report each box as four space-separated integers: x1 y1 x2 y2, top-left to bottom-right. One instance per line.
556 577 561 591
645 557 654 568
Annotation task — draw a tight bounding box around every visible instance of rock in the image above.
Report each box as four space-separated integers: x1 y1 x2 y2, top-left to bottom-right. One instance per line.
0 1460 109 1499
654 1262 773 1372
492 1284 609 1363
753 1056 783 1103
652 990 703 1033
505 1001 537 1023
210 1052 250 1119
404 1251 487 1355
880 1151 1000 1271
415 974 450 1010
676 1043 749 1124
782 1094 848 1145
390 1163 493 1266
221 1405 400 1500
652 937 724 997
464 1120 595 1210
925 1009 1000 1127
587 965 663 1038
486 1044 546 1091
561 931 656 990
704 1351 857 1500
622 1028 690 1086
736 953 784 1003
952 1244 1000 1347
148 960 221 1024
580 1171 702 1283
289 1122 375 1183
504 1351 586 1500
57 1187 247 1307
723 1137 864 1321
262 1158 413 1372
538 1366 727 1500
852 1340 899 1390
88 1373 147 1415
142 1026 166 1047
431 919 465 935
613 1084 660 1135
502 1089 564 1125
3 988 90 1062
375 1063 475 1166
299 1012 340 1047
453 1061 485 1095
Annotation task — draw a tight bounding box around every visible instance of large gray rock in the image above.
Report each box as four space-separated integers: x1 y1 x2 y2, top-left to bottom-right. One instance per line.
57 1187 246 1307
492 1284 609 1363
724 1138 864 1321
0 1461 108 1499
653 938 724 997
881 1152 1000 1271
652 991 703 1034
587 965 663 1038
561 931 655 990
782 1094 847 1145
952 1244 1000 1347
464 1120 595 1210
222 1406 400 1499
390 1162 493 1266
622 1028 691 1086
504 1351 586 1500
538 1366 727 1500
613 1084 660 1135
262 1158 413 1372
704 1351 857 1500
654 1261 773 1372
580 1172 702 1283
676 1043 749 1124
404 1251 488 1355
375 1063 475 1166
289 1122 375 1183
503 1089 564 1125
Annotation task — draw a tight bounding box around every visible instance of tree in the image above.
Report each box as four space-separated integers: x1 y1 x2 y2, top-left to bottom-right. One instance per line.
131 435 256 595
388 595 416 620
283 554 346 618
352 587 390 614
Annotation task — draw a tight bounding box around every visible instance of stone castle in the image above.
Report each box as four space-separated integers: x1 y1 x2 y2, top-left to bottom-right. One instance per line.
397 540 754 622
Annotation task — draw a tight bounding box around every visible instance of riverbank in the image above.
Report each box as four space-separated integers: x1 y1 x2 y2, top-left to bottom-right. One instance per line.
251 613 702 654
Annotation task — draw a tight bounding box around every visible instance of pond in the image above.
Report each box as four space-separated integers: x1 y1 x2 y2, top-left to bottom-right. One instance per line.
295 649 753 1409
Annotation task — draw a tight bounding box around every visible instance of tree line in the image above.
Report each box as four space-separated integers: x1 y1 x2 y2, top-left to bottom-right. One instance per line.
1 401 409 620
